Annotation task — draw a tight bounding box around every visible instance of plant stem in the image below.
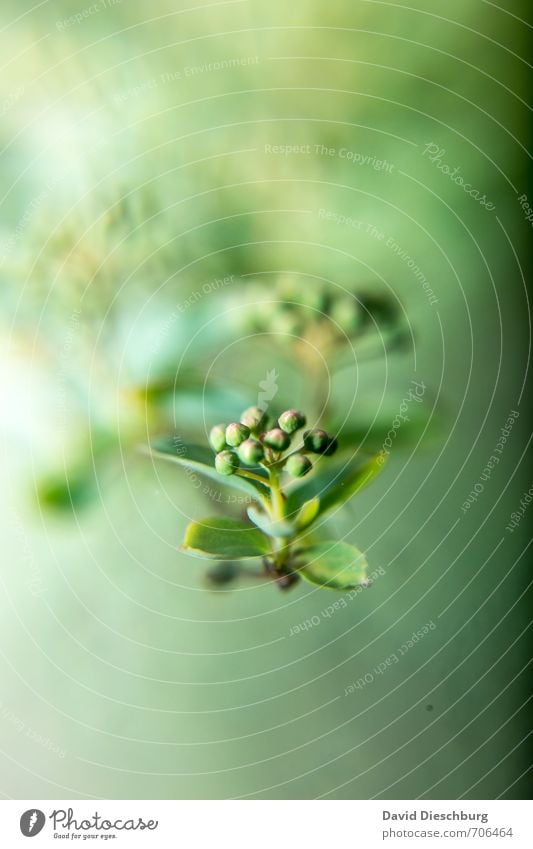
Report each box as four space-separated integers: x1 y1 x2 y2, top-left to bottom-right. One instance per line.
235 469 269 485
270 445 308 468
268 466 284 522
233 470 270 511
268 466 291 568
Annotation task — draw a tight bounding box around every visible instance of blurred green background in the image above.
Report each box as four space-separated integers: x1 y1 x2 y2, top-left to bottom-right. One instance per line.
0 0 531 799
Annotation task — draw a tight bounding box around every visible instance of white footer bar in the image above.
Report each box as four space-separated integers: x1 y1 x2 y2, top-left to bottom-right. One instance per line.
0 800 531 847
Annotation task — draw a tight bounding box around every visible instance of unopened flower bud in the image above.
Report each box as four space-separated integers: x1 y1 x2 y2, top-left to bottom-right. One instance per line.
263 428 291 451
278 409 306 434
303 429 338 456
215 450 240 476
238 438 265 465
270 306 302 335
330 294 362 335
322 436 338 456
285 453 312 477
225 422 250 447
240 406 267 432
209 423 227 453
360 292 398 326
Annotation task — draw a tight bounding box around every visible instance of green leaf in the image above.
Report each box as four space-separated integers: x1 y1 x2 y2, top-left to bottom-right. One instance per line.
299 541 368 590
37 470 97 512
183 517 271 560
149 437 270 500
36 430 118 512
128 368 204 403
247 506 295 538
355 323 410 359
294 496 320 530
333 409 439 454
286 453 384 521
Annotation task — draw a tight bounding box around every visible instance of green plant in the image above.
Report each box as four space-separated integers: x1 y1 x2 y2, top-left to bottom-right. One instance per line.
230 277 408 363
151 406 384 591
227 278 410 423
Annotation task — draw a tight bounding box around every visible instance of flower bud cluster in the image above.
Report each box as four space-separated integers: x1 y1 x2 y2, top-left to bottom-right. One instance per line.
230 276 400 346
208 407 338 477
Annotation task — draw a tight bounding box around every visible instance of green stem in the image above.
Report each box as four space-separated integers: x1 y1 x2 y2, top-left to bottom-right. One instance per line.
235 469 268 485
268 467 284 521
268 466 292 568
234 470 270 511
269 445 308 469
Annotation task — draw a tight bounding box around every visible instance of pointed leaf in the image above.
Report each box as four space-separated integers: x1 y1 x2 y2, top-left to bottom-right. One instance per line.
286 453 383 521
247 506 295 538
37 470 97 512
183 517 270 560
333 407 439 453
36 431 118 512
149 437 270 500
294 496 320 530
299 541 368 590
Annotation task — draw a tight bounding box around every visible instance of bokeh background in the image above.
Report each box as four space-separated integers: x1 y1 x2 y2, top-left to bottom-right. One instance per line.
1 0 531 799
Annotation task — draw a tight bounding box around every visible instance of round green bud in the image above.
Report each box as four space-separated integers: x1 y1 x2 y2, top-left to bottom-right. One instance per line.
360 292 397 326
206 562 239 587
240 406 267 433
215 450 240 476
330 294 362 336
205 561 239 587
276 276 328 313
225 422 250 447
209 423 227 453
276 274 301 301
269 305 303 336
278 409 306 434
303 429 338 456
263 428 291 451
238 438 265 465
285 453 312 477
322 435 338 456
